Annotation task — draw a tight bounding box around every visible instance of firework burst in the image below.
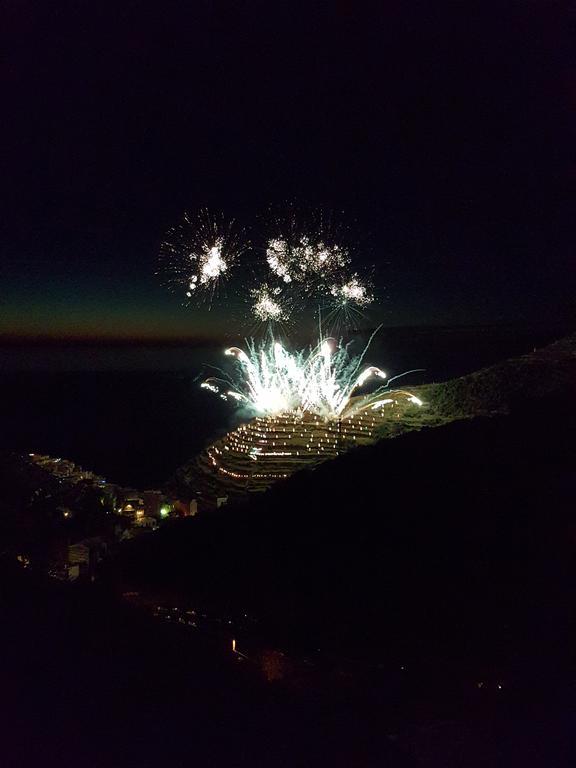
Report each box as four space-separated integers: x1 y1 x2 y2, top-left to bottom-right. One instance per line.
157 206 425 491
319 272 375 332
329 274 373 308
202 330 423 421
250 283 290 323
262 205 359 300
258 207 379 331
159 209 247 306
266 236 350 289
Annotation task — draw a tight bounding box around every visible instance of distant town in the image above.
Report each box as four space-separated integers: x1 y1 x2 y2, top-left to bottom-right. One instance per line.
2 451 201 582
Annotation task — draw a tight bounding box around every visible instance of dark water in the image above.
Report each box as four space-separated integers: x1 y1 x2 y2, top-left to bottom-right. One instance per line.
0 326 566 487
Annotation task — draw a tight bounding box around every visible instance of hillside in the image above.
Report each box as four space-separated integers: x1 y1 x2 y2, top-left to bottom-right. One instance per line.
171 332 576 501
378 331 576 435
102 336 576 765
111 334 576 662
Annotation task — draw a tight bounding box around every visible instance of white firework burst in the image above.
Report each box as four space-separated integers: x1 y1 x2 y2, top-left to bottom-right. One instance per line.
329 274 373 308
160 209 247 305
202 331 423 421
266 236 350 290
250 283 289 322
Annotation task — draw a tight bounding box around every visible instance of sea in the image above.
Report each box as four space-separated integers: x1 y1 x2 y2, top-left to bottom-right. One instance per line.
0 325 566 488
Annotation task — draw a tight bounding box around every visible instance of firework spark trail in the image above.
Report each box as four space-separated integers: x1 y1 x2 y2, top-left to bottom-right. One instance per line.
321 302 369 335
202 334 423 421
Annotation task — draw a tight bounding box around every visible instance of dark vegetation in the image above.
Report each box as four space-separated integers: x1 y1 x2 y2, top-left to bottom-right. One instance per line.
421 332 576 419
4 567 397 768
377 332 576 436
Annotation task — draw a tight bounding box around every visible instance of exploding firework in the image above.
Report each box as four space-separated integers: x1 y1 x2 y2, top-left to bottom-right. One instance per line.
159 209 247 305
329 274 373 308
202 331 423 421
156 207 424 496
319 272 375 332
250 283 290 323
266 236 350 289
160 206 377 330
261 207 377 331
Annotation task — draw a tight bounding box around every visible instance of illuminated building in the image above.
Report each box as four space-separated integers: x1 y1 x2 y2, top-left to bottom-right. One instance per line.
119 490 145 518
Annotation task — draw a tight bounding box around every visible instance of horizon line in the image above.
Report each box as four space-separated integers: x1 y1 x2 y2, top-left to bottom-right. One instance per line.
0 321 569 346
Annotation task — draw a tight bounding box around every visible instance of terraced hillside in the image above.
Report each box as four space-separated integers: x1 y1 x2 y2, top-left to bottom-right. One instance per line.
172 333 576 504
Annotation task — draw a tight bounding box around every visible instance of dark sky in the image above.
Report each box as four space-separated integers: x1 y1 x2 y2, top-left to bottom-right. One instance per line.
2 0 575 339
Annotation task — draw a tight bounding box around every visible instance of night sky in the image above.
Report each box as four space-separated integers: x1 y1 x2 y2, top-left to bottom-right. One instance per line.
2 1 575 340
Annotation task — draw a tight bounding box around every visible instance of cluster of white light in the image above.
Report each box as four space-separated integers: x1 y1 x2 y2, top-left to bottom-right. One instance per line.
160 209 245 305
330 275 373 308
266 239 292 283
266 237 349 285
186 239 228 296
162 209 378 321
250 284 288 322
202 336 422 421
